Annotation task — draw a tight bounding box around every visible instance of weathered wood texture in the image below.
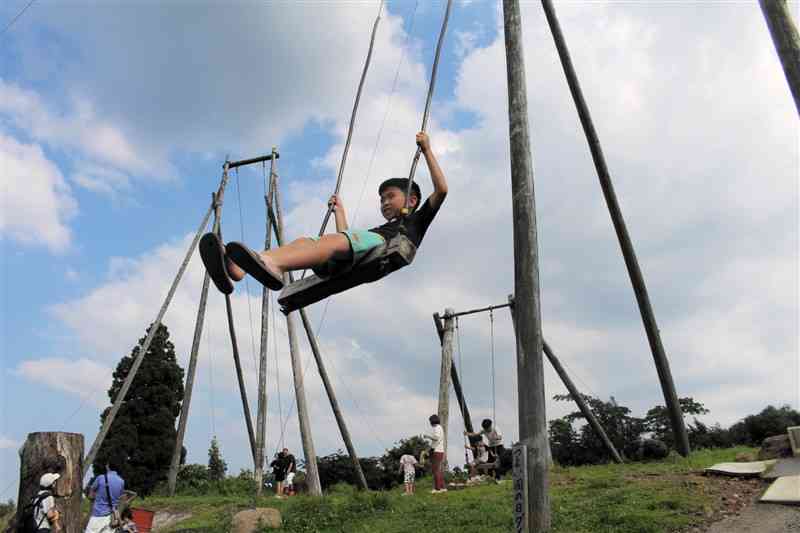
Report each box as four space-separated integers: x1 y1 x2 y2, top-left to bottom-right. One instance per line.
84 200 216 475
255 149 279 496
542 341 623 463
433 313 473 434
167 268 213 496
270 171 322 497
503 0 550 528
267 187 369 491
437 310 455 467
540 0 690 457
760 0 800 116
277 236 416 314
16 432 83 533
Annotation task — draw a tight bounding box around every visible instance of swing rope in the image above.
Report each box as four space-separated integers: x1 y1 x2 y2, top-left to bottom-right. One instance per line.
316 0 385 238
456 317 469 463
489 309 496 424
235 167 260 375
402 0 453 214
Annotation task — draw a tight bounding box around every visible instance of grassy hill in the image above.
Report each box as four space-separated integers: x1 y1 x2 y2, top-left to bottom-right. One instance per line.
134 446 757 533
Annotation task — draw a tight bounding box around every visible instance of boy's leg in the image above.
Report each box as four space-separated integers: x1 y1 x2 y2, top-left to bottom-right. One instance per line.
227 234 351 290
261 234 351 272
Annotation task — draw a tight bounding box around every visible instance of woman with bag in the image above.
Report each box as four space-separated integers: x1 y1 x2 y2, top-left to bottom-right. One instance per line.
84 460 125 533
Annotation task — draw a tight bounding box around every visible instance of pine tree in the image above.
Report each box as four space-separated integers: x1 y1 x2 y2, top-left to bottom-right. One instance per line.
94 323 185 495
207 436 227 482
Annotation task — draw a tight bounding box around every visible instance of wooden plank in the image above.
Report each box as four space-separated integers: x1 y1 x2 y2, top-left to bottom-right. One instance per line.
277 235 416 314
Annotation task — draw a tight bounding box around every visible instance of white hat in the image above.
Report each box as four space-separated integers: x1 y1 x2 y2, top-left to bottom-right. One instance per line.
39 473 60 488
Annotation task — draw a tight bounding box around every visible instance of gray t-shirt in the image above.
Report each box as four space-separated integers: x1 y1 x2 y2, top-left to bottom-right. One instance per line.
33 491 55 530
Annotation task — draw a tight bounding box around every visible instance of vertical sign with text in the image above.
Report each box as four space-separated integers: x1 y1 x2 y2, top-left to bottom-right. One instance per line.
512 443 528 532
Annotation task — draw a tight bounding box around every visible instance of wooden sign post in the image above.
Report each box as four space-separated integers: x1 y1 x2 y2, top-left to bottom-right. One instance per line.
512 443 529 533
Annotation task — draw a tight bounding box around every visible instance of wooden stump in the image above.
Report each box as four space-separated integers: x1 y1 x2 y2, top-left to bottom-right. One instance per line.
14 432 84 533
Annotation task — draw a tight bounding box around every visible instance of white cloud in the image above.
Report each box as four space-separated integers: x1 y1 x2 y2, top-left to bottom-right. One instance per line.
0 436 20 450
0 132 77 252
0 80 155 193
14 357 112 409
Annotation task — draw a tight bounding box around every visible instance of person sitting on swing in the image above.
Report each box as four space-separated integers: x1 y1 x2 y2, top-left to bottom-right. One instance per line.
465 418 504 480
199 132 447 294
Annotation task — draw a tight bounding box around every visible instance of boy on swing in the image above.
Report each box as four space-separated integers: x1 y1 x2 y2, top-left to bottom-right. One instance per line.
200 132 447 294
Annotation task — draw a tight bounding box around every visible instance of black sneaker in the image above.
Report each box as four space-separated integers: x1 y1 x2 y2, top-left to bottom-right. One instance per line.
199 233 234 294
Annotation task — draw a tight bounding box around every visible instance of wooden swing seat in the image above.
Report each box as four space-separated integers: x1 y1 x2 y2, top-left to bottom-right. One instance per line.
278 234 417 314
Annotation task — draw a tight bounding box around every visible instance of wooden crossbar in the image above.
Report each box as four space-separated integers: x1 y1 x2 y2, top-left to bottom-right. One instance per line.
277 235 417 314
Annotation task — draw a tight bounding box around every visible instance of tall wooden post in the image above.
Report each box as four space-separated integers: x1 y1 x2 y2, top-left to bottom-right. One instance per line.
540 0 690 457
760 0 800 116
84 202 215 475
542 341 623 463
224 292 258 462
168 168 243 495
433 313 473 433
298 309 369 490
269 172 322 496
255 149 278 496
16 433 83 533
268 197 369 491
503 1 550 529
437 310 455 467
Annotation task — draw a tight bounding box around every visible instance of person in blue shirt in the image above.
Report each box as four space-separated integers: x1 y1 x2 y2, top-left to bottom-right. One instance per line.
84 459 125 533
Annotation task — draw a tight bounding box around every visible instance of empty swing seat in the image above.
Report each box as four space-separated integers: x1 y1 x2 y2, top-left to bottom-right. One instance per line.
278 234 417 314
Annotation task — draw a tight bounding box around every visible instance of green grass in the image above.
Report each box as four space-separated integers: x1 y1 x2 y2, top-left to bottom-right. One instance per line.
133 447 754 533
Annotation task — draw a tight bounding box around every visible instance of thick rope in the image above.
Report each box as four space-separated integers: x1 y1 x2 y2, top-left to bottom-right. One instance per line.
403 0 454 213
317 0 385 237
490 309 496 424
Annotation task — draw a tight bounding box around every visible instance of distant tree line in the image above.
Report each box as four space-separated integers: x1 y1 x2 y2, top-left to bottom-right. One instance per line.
548 395 800 466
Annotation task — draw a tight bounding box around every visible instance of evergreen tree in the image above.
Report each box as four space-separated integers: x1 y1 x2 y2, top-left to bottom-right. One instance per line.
94 323 185 495
207 436 227 482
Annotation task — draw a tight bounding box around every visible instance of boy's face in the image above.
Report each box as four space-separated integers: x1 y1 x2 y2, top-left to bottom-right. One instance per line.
380 186 418 220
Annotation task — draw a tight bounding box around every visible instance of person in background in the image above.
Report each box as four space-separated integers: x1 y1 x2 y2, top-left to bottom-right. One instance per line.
398 453 419 495
84 459 125 533
465 418 503 480
269 452 288 499
31 473 60 532
423 414 447 494
282 448 296 496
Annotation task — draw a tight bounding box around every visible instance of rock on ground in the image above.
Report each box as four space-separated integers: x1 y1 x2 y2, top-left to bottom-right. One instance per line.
152 511 192 532
231 508 282 532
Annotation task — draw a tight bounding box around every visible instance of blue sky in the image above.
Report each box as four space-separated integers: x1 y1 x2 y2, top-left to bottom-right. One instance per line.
2 0 798 500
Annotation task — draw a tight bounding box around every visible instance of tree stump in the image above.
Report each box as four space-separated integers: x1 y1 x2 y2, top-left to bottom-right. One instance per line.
14 432 84 533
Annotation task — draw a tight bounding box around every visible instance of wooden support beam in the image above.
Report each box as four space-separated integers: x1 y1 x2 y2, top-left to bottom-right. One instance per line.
759 0 800 116
277 236 416 314
225 293 257 462
268 191 370 491
227 152 279 169
271 170 323 497
298 308 370 491
255 148 279 496
84 199 216 475
540 0 690 457
542 341 623 464
16 433 84 533
438 310 456 468
434 313 473 434
167 270 213 496
503 0 550 529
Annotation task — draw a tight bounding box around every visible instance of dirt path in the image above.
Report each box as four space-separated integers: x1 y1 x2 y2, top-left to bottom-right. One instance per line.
705 502 800 533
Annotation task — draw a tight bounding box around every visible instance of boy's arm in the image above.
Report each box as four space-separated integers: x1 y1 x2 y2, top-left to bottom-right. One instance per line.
329 195 349 232
417 132 448 210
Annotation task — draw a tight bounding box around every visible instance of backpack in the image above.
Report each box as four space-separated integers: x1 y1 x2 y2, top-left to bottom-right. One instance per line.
20 491 51 533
